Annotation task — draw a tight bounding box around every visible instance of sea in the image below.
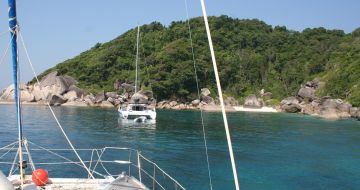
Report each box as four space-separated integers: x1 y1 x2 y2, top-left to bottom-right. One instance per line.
0 104 359 190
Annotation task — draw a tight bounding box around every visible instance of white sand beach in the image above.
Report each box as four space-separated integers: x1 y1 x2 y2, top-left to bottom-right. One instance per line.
233 106 278 112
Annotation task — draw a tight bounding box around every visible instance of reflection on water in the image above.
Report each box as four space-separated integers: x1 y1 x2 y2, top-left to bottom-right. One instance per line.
117 117 156 129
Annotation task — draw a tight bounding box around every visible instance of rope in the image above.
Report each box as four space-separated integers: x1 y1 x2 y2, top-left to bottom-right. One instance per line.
28 141 83 168
95 149 112 177
139 154 186 190
8 148 19 177
199 0 240 190
90 148 105 176
23 139 36 171
184 0 213 190
88 149 95 178
0 143 17 159
18 31 95 179
0 32 15 68
0 141 18 151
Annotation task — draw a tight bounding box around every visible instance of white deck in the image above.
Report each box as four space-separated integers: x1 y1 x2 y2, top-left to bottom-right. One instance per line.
9 175 147 190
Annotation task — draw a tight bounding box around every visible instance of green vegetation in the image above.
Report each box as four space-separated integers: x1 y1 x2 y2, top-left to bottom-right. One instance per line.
31 16 360 106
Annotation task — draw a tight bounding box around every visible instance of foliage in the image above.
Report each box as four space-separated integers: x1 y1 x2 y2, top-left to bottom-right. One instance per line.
265 99 281 107
32 16 360 105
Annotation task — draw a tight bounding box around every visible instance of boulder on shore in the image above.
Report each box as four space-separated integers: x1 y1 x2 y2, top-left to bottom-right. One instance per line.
95 90 106 103
280 97 301 113
39 71 77 96
191 99 200 107
201 96 214 105
201 88 211 97
138 90 154 100
105 92 118 99
297 87 316 101
260 89 272 98
169 101 178 107
107 97 115 105
68 85 86 98
99 101 114 108
120 83 135 94
350 107 359 118
318 99 351 119
63 91 78 102
130 93 149 104
31 71 80 101
62 101 88 107
244 95 263 108
49 94 67 106
0 84 35 102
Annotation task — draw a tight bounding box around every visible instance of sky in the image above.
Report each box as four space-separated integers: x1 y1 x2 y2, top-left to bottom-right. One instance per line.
0 0 359 89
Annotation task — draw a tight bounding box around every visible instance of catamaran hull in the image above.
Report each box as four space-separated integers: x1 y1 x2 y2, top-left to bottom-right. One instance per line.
118 110 156 120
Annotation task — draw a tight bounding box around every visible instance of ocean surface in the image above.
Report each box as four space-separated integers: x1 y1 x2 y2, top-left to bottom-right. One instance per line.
0 105 359 190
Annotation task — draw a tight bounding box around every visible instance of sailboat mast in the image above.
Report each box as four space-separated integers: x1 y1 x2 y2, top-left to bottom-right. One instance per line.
8 0 25 183
200 0 241 190
135 25 140 93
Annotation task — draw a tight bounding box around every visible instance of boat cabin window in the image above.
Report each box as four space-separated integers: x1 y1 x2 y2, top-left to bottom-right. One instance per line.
132 105 145 111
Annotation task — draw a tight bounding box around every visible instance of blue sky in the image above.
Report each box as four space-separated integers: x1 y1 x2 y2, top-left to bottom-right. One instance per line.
0 0 359 89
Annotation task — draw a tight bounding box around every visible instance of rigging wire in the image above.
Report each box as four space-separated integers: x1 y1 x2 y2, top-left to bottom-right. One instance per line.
140 32 149 90
199 0 241 189
135 25 140 93
18 31 95 179
0 32 15 67
184 0 213 189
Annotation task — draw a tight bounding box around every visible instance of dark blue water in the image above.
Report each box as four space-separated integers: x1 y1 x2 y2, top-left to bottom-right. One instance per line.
0 105 359 190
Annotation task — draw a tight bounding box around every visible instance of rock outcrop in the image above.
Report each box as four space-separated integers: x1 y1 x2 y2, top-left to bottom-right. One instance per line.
225 96 239 106
130 93 149 104
0 72 144 108
244 95 263 108
297 87 316 101
62 100 88 107
191 99 200 106
105 92 118 99
280 97 301 113
280 79 358 120
200 88 215 105
63 91 78 101
260 89 272 98
201 88 211 97
95 90 106 103
0 84 35 102
49 94 67 106
35 71 77 99
99 101 114 108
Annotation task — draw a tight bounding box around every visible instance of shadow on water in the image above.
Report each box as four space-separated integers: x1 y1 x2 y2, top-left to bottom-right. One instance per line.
0 105 359 190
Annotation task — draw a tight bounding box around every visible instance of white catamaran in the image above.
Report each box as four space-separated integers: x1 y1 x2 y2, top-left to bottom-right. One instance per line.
118 26 157 123
0 0 241 190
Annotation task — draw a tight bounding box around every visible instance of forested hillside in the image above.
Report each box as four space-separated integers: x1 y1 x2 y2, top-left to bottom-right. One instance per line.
32 15 360 106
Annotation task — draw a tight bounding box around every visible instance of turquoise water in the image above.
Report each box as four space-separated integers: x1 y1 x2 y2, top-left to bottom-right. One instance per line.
0 105 359 189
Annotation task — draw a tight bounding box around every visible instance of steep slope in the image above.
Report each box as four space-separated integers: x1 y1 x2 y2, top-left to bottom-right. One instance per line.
31 16 360 106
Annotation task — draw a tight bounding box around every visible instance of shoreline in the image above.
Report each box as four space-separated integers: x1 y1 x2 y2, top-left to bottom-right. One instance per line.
0 101 278 113
1 101 358 121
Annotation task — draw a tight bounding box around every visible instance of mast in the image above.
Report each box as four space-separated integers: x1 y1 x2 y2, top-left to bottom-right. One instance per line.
135 25 140 93
8 0 25 184
199 0 241 190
